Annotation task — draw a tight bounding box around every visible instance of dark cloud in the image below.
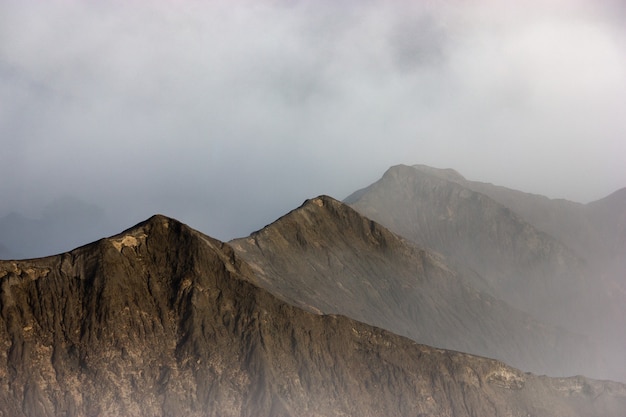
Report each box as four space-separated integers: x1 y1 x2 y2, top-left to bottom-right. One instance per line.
1 0 625 254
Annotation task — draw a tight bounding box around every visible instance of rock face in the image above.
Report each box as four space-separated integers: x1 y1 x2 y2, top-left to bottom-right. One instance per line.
231 195 599 378
346 164 626 382
2 214 626 416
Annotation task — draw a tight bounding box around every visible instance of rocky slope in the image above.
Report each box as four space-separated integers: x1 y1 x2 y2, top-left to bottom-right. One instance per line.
231 196 604 378
346 164 626 381
2 215 626 416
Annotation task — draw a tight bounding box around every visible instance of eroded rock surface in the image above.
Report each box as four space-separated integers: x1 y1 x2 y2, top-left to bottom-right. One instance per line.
1 215 625 416
231 196 600 378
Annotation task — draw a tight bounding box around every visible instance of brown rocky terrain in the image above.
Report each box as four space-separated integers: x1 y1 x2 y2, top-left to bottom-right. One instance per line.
345 164 626 382
2 214 626 416
231 195 600 378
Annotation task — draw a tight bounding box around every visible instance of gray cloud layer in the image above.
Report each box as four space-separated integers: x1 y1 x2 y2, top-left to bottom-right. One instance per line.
1 0 625 248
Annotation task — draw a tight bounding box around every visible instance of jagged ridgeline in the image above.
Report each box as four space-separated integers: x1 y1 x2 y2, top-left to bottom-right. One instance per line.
1 214 625 416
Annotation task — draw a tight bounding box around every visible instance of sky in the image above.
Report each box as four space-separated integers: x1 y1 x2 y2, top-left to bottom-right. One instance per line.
1 0 626 251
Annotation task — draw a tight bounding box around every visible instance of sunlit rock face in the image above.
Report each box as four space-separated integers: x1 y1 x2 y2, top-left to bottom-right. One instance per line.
346 164 626 382
1 214 626 417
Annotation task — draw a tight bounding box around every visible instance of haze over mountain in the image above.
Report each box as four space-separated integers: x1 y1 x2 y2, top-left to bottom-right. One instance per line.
346 164 626 382
2 214 626 417
2 0 625 412
2 0 626 249
410 164 626 273
231 195 600 378
0 196 112 260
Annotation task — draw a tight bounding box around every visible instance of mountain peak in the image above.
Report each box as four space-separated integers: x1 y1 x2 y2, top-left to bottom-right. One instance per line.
48 214 192 259
411 164 466 182
302 195 341 209
118 213 180 233
247 195 405 256
380 164 467 183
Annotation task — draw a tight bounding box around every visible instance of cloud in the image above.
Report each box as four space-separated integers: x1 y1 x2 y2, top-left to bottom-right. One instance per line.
1 0 625 250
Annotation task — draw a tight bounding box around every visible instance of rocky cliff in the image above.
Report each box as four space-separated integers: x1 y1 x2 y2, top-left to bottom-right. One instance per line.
2 214 626 416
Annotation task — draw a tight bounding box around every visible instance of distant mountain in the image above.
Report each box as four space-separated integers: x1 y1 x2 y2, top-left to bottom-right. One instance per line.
586 188 626 279
420 166 626 338
412 164 624 267
0 243 11 259
346 164 626 382
2 215 625 417
0 196 112 260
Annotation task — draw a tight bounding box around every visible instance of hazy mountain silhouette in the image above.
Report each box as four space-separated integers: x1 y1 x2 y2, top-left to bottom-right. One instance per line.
0 243 11 259
411 164 625 271
346 164 626 382
0 196 112 260
586 188 626 282
2 215 625 417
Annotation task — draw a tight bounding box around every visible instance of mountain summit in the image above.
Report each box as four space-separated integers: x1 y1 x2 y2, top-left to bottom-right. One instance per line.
2 214 626 416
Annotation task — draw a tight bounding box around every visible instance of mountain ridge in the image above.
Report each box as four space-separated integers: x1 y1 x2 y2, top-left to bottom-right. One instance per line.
2 213 626 416
231 195 602 378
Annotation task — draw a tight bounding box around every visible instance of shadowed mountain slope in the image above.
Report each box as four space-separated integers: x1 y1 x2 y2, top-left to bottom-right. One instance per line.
2 215 626 416
345 164 626 382
231 196 600 378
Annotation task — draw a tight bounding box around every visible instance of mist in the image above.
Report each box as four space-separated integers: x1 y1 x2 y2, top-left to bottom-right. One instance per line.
1 0 625 256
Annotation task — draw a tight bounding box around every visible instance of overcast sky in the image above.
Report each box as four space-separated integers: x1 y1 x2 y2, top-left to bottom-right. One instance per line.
1 0 625 247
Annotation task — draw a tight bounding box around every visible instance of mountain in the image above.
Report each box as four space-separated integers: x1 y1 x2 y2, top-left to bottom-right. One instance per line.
407 165 626 292
1 214 626 417
419 166 626 335
231 195 600 378
586 188 626 280
0 242 12 259
412 164 625 271
345 164 626 382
